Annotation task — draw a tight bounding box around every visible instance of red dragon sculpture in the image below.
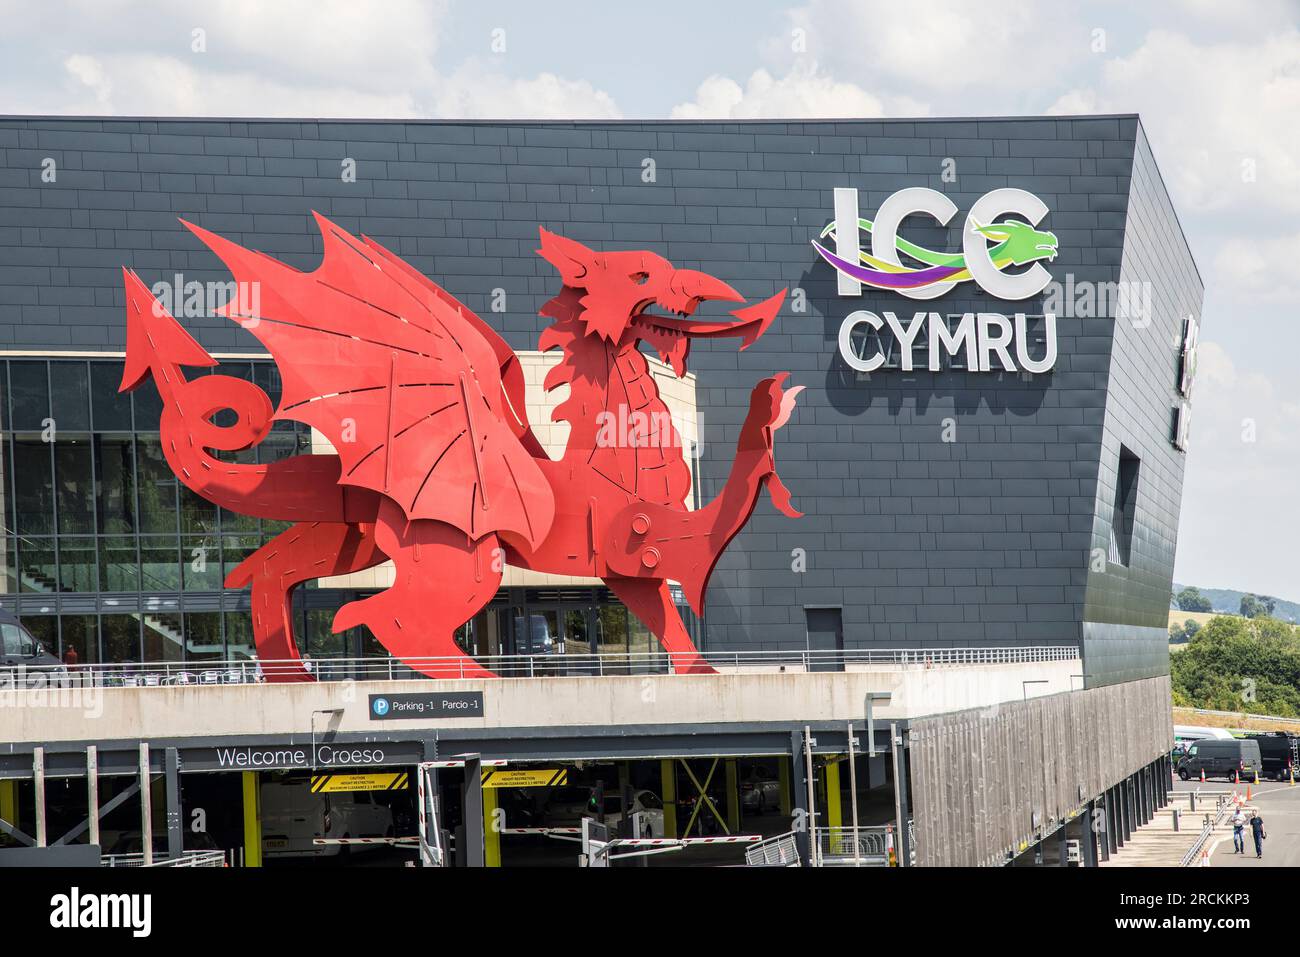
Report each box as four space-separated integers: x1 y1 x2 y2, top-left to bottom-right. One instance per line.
119 213 800 680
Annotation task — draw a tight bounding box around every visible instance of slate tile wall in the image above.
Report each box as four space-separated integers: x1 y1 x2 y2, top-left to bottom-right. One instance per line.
0 115 1202 684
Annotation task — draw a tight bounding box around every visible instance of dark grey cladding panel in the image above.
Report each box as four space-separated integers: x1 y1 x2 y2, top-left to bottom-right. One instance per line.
0 115 1198 685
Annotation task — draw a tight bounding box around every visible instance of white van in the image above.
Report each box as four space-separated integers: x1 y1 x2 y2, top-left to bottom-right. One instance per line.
260 777 394 858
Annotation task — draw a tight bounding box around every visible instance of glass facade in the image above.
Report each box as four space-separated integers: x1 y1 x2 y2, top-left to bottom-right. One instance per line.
0 358 314 663
0 358 699 666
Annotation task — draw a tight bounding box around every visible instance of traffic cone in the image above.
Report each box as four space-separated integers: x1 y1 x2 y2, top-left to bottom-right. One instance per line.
1200 848 1211 867
1246 784 1252 801
1200 768 1206 783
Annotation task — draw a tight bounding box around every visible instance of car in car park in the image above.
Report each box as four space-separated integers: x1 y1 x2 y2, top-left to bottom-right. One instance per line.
541 785 666 837
1244 732 1297 781
740 767 782 814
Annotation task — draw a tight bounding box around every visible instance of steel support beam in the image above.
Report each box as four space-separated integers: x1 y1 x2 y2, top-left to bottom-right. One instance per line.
789 730 810 865
660 759 677 839
463 755 484 867
241 770 261 867
891 722 911 867
165 747 182 859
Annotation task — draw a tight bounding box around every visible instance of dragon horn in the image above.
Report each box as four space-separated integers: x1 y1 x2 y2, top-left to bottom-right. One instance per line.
120 267 217 393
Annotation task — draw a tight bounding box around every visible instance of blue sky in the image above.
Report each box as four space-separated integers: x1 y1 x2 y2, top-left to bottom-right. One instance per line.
1 0 1298 598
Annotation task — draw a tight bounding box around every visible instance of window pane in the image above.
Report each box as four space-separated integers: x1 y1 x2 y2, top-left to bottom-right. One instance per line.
90 361 133 431
99 536 139 592
19 615 57 657
101 614 141 663
306 607 346 658
17 537 56 594
57 536 97 592
224 612 254 660
8 361 49 431
132 379 163 430
139 536 181 592
0 537 15 594
50 361 91 432
54 437 95 534
135 434 177 534
222 534 260 581
219 505 259 533
181 536 223 590
59 614 98 665
12 439 53 536
180 486 218 535
183 611 223 661
94 434 136 534
143 612 183 661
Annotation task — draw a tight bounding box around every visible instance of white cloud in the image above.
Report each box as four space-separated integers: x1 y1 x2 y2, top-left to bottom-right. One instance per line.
1049 29 1300 213
0 0 621 120
1213 232 1300 304
671 62 925 119
1175 341 1300 598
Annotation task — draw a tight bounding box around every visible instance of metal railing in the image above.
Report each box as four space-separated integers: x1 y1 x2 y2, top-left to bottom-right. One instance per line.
2 644 1079 688
1178 791 1231 867
103 850 227 868
744 830 801 867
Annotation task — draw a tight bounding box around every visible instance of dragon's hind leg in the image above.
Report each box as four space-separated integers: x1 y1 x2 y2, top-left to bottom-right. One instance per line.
603 577 716 676
226 521 388 682
331 498 500 679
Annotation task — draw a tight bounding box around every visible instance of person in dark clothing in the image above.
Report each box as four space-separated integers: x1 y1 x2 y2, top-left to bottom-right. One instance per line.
1250 812 1266 859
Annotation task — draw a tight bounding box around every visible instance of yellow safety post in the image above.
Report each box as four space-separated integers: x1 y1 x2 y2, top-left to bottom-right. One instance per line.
483 785 501 867
825 759 843 830
0 780 16 828
660 759 677 839
1292 766 1296 787
725 759 740 833
241 771 262 868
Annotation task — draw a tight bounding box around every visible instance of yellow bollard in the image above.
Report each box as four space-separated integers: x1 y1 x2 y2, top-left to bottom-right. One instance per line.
1291 766 1296 787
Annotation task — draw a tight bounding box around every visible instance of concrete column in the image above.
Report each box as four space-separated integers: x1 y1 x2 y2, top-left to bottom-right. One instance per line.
87 747 99 849
660 760 677 839
1057 822 1069 866
241 770 261 867
789 731 810 865
165 748 182 860
483 784 500 867
463 756 484 867
33 747 45 848
824 759 842 830
724 759 740 833
0 779 15 829
1109 787 1120 853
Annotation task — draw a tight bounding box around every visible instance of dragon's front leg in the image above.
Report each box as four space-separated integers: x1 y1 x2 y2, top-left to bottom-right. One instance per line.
226 521 388 682
330 498 500 679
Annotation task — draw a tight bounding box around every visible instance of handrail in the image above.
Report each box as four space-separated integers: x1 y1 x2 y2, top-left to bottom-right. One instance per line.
2 645 1081 686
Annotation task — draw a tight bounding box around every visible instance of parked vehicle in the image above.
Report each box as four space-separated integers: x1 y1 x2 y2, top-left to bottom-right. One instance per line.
0 611 65 686
1245 732 1297 781
740 768 782 814
541 785 665 837
1176 738 1262 782
260 777 394 858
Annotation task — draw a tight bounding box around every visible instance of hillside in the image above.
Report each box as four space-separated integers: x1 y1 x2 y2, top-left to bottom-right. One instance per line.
1171 582 1300 623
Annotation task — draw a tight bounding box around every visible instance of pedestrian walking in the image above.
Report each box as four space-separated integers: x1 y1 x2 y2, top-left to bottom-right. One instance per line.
1231 807 1247 854
1250 811 1266 859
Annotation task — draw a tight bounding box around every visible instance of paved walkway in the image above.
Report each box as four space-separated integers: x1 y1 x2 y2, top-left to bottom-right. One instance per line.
1101 787 1239 867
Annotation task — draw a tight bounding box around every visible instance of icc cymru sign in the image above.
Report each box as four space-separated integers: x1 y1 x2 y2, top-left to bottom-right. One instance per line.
816 187 1060 373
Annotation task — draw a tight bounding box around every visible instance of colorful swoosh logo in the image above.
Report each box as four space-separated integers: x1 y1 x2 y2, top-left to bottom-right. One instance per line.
813 217 1059 292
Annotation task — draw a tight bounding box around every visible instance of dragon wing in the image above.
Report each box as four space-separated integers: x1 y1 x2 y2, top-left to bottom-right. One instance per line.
184 212 554 549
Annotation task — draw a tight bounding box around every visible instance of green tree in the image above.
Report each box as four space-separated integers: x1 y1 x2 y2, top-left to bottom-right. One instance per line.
1240 593 1271 619
1176 586 1213 613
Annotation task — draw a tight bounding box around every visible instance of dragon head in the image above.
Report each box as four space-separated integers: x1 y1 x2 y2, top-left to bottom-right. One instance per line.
973 219 1059 265
536 228 786 375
